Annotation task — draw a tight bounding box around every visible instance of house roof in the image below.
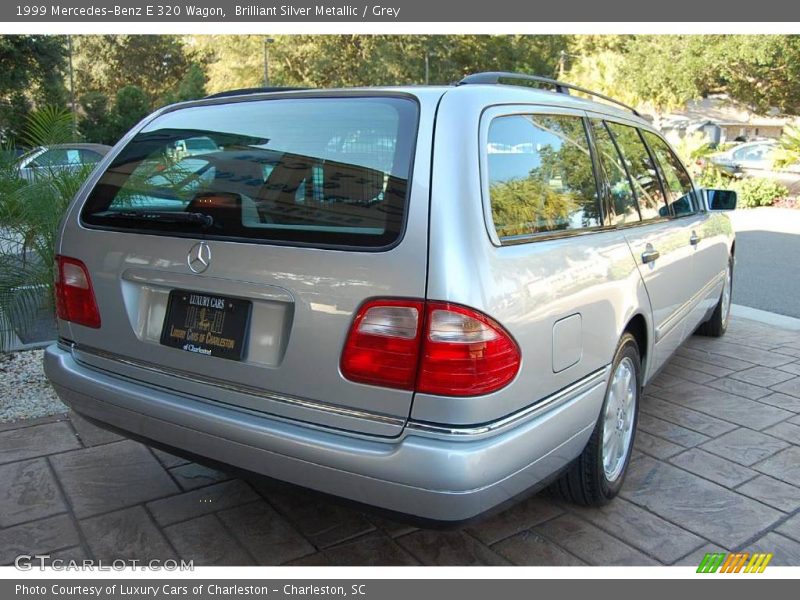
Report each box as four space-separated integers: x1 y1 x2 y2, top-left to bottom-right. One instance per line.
656 95 790 130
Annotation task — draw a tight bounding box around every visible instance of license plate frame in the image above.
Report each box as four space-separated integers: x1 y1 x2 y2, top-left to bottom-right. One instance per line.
160 289 252 361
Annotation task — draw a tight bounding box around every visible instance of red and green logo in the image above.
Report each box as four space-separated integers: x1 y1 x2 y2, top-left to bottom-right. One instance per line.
697 552 773 573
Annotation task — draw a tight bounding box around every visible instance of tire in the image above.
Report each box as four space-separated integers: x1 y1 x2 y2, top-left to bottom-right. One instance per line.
696 256 733 338
552 333 641 506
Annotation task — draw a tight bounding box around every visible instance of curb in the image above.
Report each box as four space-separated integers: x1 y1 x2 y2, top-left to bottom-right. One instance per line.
731 304 800 331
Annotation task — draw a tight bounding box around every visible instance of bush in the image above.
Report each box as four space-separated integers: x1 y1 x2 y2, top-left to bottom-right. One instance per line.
0 107 91 351
695 165 732 190
695 166 788 208
732 177 788 208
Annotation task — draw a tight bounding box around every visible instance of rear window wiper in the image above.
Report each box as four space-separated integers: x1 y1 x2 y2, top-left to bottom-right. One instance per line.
97 211 214 228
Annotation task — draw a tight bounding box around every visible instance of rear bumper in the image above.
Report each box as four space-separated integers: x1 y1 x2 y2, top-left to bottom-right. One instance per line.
44 344 606 521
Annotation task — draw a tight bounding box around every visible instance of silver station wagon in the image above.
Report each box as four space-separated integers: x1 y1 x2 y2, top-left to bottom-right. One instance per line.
45 73 737 522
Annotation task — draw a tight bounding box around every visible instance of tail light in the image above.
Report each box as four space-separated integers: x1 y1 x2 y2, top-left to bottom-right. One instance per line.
55 255 101 328
340 299 424 390
417 302 521 396
341 299 520 396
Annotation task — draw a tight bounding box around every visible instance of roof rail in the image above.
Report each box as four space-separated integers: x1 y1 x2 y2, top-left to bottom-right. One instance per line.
457 72 641 117
204 87 307 99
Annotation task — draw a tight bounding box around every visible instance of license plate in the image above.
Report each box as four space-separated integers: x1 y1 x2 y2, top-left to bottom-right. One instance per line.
160 290 252 361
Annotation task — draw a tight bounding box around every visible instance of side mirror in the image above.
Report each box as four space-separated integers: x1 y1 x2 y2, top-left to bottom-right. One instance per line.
704 189 737 211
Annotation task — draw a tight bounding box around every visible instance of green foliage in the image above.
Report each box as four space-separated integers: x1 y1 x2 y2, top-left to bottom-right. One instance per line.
773 123 800 169
0 35 68 143
695 165 732 190
696 162 788 208
562 50 637 106
78 85 154 144
73 35 193 105
0 106 86 351
563 35 800 114
191 35 569 92
78 91 114 145
159 63 208 106
21 106 74 149
490 178 575 237
732 177 788 208
176 63 207 102
112 85 149 139
672 132 715 169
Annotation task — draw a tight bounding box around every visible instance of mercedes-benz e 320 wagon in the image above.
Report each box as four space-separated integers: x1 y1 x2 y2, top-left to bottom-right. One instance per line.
45 73 737 522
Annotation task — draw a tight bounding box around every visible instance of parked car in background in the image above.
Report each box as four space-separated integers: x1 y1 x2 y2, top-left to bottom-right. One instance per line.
45 74 736 522
17 143 111 183
708 140 800 193
172 136 220 160
709 140 779 177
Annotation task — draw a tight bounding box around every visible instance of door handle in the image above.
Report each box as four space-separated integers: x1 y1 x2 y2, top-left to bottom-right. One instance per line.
690 232 701 246
641 248 660 264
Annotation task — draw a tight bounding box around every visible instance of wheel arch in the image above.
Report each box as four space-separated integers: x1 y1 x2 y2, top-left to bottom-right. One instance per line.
622 313 649 383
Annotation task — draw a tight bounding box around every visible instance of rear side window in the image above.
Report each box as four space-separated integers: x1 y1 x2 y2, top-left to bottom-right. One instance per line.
81 96 418 249
589 120 640 225
605 122 667 221
33 148 81 167
642 131 698 217
486 114 601 241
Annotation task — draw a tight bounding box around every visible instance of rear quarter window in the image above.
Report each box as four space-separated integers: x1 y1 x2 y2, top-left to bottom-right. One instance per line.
80 96 418 249
486 113 601 242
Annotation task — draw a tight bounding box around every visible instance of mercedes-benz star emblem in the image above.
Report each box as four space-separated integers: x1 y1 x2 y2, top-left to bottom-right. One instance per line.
187 242 211 274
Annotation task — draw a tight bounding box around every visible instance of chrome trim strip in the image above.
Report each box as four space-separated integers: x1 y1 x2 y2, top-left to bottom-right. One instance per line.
655 271 725 343
70 344 406 428
406 366 610 438
66 343 609 441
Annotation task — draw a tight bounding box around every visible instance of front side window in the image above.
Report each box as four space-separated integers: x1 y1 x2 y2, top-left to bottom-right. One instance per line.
605 122 667 221
487 114 600 241
642 131 697 217
81 96 417 248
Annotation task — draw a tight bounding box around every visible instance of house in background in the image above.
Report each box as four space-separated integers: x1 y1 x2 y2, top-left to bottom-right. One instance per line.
653 94 791 146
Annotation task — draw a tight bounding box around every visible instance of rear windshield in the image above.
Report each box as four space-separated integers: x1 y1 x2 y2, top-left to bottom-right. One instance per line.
81 96 418 249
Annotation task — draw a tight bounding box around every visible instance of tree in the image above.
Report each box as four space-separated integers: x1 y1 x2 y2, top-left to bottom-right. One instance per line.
0 36 68 142
189 35 569 92
159 62 208 106
111 85 149 141
175 63 207 101
708 36 800 115
78 91 113 144
73 35 193 105
584 35 800 114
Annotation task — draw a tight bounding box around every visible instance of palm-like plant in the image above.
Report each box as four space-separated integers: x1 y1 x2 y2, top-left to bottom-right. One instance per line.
0 107 94 351
773 123 800 169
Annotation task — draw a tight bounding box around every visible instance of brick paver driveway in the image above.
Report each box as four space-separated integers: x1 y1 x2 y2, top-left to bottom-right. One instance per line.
2 316 800 566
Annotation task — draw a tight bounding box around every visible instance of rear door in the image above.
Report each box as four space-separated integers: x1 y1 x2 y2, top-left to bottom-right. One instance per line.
589 118 696 372
59 93 436 436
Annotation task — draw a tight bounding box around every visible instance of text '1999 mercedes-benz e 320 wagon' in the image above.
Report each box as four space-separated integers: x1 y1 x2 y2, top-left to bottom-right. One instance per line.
44 73 737 522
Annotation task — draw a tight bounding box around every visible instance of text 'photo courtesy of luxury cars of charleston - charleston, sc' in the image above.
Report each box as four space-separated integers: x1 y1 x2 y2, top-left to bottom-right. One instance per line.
14 584 365 596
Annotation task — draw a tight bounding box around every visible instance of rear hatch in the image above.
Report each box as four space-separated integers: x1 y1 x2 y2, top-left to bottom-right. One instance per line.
58 92 432 437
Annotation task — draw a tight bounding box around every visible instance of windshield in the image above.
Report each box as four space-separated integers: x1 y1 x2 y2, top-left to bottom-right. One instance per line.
81 96 418 248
